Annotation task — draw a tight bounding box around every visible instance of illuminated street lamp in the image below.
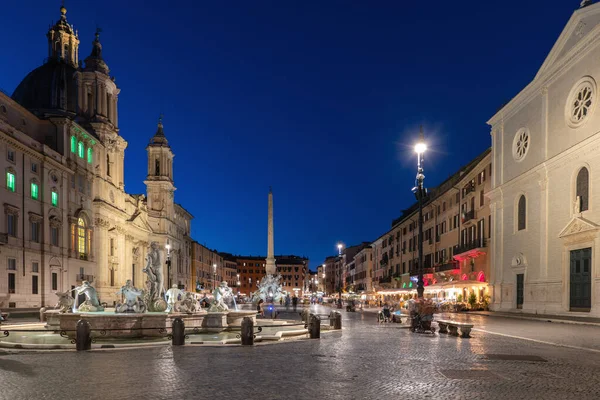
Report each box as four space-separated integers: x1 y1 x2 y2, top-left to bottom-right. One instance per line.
212 263 217 290
412 126 427 299
165 241 172 288
337 243 343 256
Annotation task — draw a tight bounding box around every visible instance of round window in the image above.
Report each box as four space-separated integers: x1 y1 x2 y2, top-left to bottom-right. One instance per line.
512 128 530 162
566 77 596 128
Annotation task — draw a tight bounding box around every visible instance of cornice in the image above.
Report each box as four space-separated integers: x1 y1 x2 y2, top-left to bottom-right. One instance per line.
488 17 600 127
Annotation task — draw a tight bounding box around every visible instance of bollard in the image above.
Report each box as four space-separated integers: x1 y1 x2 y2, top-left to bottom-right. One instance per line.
301 308 310 323
76 319 92 351
39 307 47 322
309 314 320 339
333 311 342 330
172 317 185 346
241 316 254 346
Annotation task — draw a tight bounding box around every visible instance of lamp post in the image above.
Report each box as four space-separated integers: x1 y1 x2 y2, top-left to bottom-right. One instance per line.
165 242 172 288
236 273 241 295
413 126 427 299
337 243 343 256
212 263 217 290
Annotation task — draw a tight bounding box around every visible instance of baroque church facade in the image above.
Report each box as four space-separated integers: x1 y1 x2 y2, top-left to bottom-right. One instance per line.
489 1 600 316
0 5 192 308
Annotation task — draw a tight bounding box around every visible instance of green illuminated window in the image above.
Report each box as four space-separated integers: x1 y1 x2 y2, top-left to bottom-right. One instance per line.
31 182 39 200
87 147 93 164
51 190 58 207
77 142 84 158
6 172 15 192
71 136 76 153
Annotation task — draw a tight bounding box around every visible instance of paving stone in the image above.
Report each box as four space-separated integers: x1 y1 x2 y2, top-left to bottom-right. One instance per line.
1 306 600 399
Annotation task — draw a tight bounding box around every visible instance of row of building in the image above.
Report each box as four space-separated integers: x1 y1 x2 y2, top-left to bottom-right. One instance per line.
319 150 491 306
320 1 600 317
0 5 311 309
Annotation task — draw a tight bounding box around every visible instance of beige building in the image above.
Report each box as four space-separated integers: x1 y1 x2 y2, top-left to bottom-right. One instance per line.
191 242 224 293
488 2 600 316
372 149 491 303
353 246 373 293
0 5 193 308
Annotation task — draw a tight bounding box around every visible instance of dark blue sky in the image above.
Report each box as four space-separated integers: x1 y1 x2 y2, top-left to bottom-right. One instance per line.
4 0 577 269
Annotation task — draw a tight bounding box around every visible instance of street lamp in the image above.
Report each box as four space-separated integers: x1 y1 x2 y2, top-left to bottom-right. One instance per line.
236 273 241 294
412 126 427 299
212 263 217 290
165 241 172 288
337 243 343 256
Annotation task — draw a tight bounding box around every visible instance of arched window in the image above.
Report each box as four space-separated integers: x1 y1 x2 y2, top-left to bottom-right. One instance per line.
87 148 93 164
517 195 526 231
106 154 111 177
64 44 70 61
576 167 589 212
77 217 88 257
155 159 160 176
71 136 77 153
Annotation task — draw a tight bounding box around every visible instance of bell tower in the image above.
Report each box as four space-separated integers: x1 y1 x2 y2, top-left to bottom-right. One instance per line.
47 4 80 67
145 116 176 223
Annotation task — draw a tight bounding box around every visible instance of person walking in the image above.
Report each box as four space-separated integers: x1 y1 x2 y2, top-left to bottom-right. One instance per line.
285 294 291 311
292 294 298 312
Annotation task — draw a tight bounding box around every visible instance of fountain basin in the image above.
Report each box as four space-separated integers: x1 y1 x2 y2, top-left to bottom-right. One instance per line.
54 311 208 339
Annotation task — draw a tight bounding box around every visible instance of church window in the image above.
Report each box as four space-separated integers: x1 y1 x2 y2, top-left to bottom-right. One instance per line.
64 44 69 61
512 128 529 161
87 148 93 164
568 77 595 128
517 195 526 231
77 141 84 158
155 159 160 176
77 217 88 257
576 167 590 212
71 136 76 153
6 171 15 192
31 182 39 200
51 190 58 207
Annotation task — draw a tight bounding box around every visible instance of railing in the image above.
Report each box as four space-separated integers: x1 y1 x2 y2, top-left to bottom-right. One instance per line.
379 276 392 284
435 262 460 272
463 182 475 196
453 238 487 255
409 267 434 275
0 233 8 245
462 209 476 223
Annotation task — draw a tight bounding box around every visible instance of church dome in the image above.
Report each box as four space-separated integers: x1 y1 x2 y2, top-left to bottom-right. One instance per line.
11 59 78 117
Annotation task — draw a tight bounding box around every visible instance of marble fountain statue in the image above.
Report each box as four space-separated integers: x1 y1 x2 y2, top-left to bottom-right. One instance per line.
44 242 255 338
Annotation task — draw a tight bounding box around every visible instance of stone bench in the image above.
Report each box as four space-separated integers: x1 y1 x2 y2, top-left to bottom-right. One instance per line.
437 319 473 338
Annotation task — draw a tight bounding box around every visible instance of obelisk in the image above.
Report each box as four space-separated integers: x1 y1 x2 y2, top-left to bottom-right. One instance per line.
266 187 276 275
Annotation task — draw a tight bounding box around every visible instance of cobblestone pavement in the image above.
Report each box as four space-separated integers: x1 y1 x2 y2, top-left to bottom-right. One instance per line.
2 306 600 400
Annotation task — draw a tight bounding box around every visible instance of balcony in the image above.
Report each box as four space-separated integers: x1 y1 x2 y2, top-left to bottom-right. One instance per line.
453 238 487 260
463 181 476 196
435 262 460 273
0 233 7 245
461 209 476 223
409 267 434 276
379 276 392 284
76 274 94 283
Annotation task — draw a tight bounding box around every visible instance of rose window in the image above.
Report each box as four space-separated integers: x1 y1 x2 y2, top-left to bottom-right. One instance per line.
513 129 529 161
571 84 593 124
567 77 596 128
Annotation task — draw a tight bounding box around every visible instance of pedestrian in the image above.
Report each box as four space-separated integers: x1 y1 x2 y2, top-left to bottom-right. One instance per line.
257 299 265 317
292 294 298 312
285 294 291 311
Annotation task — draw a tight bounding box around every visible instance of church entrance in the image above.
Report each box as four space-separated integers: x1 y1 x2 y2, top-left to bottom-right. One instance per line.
570 248 591 312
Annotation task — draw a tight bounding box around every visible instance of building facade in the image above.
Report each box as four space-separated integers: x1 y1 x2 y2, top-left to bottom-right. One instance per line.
0 5 193 308
276 255 309 296
371 149 491 303
489 2 600 316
